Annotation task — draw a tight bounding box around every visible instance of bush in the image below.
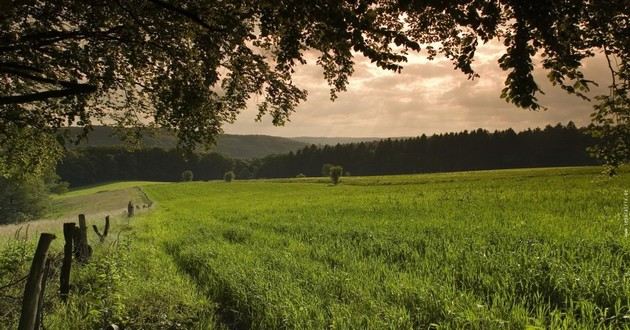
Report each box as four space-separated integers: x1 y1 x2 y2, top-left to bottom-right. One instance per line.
321 163 333 177
224 171 235 182
0 177 49 224
181 170 194 182
296 173 306 178
329 166 343 185
49 181 70 194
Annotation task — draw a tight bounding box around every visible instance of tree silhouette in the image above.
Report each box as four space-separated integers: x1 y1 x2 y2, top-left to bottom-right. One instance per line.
1 0 627 177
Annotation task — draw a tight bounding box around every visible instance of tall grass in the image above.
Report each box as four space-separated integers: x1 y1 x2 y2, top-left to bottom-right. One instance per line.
139 167 630 329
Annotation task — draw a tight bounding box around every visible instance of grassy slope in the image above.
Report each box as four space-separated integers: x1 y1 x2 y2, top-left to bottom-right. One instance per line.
3 167 629 329
0 181 217 329
52 181 166 199
46 182 161 218
0 181 163 239
137 166 630 329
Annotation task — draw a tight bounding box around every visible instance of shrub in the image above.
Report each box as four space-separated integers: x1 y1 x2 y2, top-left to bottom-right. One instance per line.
321 163 333 177
49 181 70 194
296 173 306 178
224 171 235 182
181 170 194 182
0 177 49 224
329 166 343 185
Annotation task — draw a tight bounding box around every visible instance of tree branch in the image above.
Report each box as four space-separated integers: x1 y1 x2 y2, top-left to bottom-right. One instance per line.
146 0 224 33
0 62 44 73
0 66 84 89
0 85 97 104
0 26 124 51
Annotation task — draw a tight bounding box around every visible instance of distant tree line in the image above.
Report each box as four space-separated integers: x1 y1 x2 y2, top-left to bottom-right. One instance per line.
57 123 597 187
57 147 255 187
256 122 598 178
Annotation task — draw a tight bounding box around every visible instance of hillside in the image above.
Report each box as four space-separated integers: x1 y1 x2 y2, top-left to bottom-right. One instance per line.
290 136 383 145
63 126 307 159
2 167 627 328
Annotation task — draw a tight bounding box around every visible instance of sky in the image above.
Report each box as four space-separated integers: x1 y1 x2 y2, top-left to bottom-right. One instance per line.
223 41 612 138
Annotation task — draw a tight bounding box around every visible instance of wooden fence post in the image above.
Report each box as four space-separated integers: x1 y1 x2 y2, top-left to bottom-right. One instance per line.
60 222 75 301
127 201 134 218
18 233 55 330
77 214 91 263
34 258 52 329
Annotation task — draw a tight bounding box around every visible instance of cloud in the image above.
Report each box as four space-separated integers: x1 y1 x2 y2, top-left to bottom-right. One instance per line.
224 42 612 137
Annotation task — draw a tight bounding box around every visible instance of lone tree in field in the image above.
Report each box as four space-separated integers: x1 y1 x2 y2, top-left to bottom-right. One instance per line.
321 164 333 177
329 166 343 185
0 0 628 179
181 170 194 182
224 171 235 182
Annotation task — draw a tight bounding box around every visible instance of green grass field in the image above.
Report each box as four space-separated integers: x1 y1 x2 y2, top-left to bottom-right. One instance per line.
0 181 161 238
1 167 629 329
137 166 629 329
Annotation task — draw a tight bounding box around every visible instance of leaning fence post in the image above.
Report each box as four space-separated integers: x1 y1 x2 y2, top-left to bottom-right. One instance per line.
18 233 55 330
34 258 52 329
60 223 75 301
93 215 110 243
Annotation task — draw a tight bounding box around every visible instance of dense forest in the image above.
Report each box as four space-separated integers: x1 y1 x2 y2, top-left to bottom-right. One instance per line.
58 148 255 186
257 123 597 178
58 123 597 186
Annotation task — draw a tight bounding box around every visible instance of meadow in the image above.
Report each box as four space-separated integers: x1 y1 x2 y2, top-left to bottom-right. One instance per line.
1 166 629 329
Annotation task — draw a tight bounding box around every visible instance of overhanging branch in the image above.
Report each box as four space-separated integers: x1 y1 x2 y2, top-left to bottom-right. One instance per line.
147 0 224 33
0 85 97 104
0 66 85 89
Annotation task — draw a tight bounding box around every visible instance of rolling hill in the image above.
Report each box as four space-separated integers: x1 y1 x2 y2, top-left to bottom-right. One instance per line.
290 136 383 145
63 126 308 159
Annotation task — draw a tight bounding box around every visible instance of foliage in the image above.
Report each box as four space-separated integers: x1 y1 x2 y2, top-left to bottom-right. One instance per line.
258 123 597 178
55 124 598 187
49 181 70 195
321 163 333 177
0 176 49 224
2 0 628 177
585 2 630 174
0 238 34 328
589 82 630 176
0 217 217 329
0 126 62 180
224 171 235 182
0 127 61 222
181 170 194 182
62 126 307 160
58 147 240 187
329 165 343 185
139 167 630 329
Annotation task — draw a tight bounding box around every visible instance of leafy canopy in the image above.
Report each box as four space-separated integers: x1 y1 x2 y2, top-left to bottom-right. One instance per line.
1 0 628 175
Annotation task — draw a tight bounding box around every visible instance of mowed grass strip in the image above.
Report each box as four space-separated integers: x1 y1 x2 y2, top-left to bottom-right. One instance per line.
136 166 630 329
